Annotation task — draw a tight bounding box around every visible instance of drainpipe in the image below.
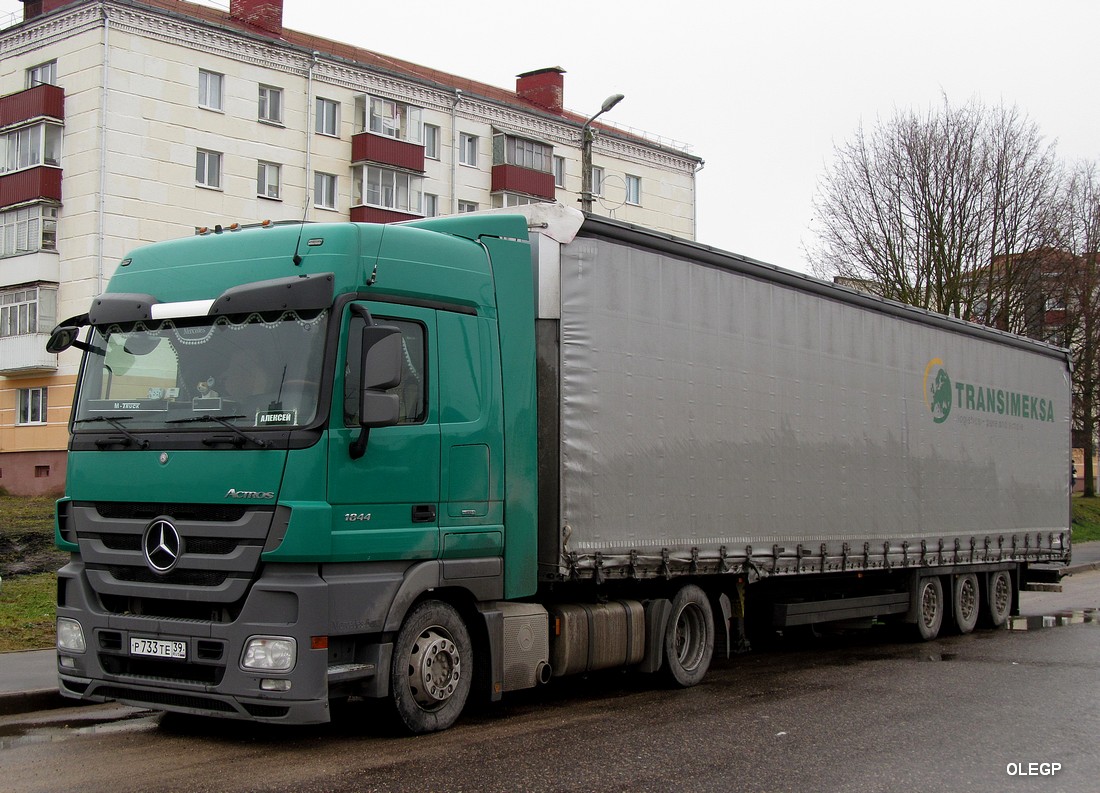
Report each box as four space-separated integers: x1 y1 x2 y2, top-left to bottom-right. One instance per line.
304 51 319 216
96 5 110 295
450 89 462 215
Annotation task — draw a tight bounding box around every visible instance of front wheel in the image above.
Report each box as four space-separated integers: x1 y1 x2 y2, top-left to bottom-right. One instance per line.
390 600 472 734
662 584 715 687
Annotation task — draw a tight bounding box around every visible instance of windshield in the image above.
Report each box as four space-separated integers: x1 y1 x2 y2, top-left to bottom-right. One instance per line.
73 309 328 431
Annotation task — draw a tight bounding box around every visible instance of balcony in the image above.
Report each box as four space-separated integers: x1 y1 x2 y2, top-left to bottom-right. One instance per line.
0 333 57 375
491 164 555 200
0 83 64 129
0 166 62 208
351 132 424 173
0 250 59 287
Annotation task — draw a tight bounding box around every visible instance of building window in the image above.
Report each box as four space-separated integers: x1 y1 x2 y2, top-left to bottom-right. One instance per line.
17 387 47 425
257 161 281 199
1 286 56 338
196 149 222 189
424 124 441 159
493 134 552 172
458 200 478 213
258 85 283 124
354 165 423 214
26 60 57 88
459 133 478 167
314 172 337 210
626 174 641 205
423 194 439 217
1 123 62 173
355 96 422 144
591 166 604 197
316 97 339 136
491 193 542 209
198 70 223 111
553 156 566 188
0 206 58 258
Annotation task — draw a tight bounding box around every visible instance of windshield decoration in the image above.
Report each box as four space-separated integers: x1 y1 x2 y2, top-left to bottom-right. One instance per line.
73 310 328 434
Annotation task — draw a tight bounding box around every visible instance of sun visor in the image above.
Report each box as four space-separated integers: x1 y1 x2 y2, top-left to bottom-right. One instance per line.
209 272 336 316
88 293 161 325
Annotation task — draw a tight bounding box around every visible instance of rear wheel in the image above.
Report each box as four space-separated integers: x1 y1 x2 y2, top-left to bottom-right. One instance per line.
952 573 980 634
662 585 715 687
986 570 1012 628
914 576 944 641
390 600 472 734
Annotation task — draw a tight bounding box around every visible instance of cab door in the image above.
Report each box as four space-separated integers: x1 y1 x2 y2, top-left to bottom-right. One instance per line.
327 302 440 561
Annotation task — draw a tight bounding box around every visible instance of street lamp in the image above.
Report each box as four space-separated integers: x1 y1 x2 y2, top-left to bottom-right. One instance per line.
580 93 625 214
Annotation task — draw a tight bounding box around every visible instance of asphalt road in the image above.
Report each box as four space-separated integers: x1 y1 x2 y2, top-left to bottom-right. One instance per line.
3 572 1099 793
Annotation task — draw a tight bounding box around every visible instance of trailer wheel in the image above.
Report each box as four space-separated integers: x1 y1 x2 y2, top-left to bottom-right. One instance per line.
662 585 714 687
952 573 980 634
390 600 472 734
914 576 944 641
986 571 1012 628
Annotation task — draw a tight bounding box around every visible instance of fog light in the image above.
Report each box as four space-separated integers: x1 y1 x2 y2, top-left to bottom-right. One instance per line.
60 656 76 669
241 636 297 671
57 618 86 653
261 678 292 692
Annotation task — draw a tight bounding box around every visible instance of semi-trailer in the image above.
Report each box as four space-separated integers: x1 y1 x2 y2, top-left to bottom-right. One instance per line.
49 203 1070 732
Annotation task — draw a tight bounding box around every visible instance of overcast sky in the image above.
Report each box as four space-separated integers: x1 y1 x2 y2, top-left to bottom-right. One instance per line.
4 0 1098 274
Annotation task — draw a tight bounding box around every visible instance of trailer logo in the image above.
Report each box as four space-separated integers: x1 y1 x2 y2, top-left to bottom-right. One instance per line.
143 518 182 574
923 358 1056 425
923 358 953 423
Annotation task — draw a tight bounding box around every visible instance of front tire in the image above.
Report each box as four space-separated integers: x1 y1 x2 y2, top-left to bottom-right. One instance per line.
390 600 472 734
662 584 715 687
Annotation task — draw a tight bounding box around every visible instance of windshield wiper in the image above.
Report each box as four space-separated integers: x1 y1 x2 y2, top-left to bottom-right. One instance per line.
166 414 268 448
74 416 150 449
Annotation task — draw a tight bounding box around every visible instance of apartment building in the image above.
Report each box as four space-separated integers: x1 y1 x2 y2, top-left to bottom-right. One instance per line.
0 0 703 494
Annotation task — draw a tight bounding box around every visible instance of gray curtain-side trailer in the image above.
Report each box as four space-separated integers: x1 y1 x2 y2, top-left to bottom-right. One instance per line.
525 204 1070 643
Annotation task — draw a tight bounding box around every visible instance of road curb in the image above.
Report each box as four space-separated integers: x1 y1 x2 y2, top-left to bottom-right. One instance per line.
0 688 70 718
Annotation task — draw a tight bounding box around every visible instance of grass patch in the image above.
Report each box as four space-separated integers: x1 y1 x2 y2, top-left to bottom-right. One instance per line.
0 572 56 651
1072 496 1100 543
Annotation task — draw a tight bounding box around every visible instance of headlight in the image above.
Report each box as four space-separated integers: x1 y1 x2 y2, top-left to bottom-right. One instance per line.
57 618 87 653
241 636 297 671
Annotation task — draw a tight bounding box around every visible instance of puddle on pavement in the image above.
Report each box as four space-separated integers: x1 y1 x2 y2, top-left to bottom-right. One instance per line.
1008 608 1100 631
0 708 157 750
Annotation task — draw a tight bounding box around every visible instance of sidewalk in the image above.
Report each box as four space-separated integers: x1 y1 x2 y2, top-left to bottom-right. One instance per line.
3 542 1100 718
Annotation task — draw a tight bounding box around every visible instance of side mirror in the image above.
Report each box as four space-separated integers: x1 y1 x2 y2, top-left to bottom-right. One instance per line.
46 325 82 354
350 325 403 460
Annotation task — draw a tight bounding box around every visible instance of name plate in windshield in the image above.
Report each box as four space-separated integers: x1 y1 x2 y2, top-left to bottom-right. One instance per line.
88 399 168 413
258 409 298 426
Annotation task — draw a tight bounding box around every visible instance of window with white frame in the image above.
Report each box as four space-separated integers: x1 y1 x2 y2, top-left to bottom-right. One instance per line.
355 95 422 143
591 166 604 197
0 205 58 258
459 133 478 167
198 70 223 111
423 194 439 217
314 172 338 210
626 174 641 205
26 60 57 88
258 85 283 124
0 285 56 338
458 200 478 213
196 149 222 188
553 156 566 188
1 123 62 173
424 124 441 159
257 161 281 199
316 97 339 136
354 165 423 214
491 193 542 209
17 387 47 425
493 134 552 172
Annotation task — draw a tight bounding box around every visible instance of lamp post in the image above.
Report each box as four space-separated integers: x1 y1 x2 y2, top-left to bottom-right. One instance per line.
580 93 624 214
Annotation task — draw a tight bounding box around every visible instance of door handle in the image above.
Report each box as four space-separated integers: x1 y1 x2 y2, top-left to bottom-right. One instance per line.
412 504 437 523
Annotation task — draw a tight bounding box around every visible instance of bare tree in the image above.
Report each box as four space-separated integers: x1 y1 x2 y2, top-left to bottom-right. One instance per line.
1053 162 1100 496
810 97 1060 334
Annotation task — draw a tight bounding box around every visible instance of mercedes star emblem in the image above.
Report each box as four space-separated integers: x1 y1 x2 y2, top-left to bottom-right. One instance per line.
143 518 182 574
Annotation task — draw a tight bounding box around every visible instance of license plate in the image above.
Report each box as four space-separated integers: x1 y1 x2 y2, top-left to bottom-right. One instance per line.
130 637 187 660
